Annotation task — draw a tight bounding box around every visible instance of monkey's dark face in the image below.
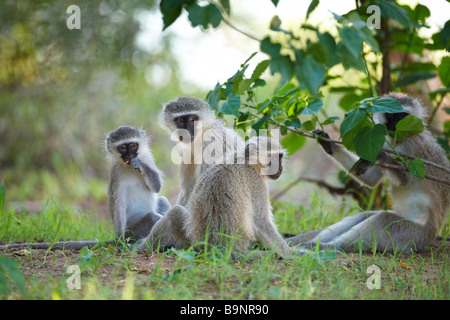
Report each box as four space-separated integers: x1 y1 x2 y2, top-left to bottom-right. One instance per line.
117 142 139 163
174 114 199 142
267 153 284 180
383 112 409 131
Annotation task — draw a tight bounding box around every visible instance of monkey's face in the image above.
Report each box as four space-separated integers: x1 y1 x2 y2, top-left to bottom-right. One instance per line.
173 114 199 143
117 142 139 163
377 112 409 131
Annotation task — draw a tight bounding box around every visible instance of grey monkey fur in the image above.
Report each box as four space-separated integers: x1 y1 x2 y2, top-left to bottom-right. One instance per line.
138 97 295 259
287 93 450 253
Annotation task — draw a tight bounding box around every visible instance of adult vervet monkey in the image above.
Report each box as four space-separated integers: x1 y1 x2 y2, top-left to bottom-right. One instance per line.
160 96 245 206
287 93 450 253
138 136 295 259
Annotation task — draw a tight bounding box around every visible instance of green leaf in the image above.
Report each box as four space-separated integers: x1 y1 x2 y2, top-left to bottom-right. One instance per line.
323 116 340 125
284 117 301 128
367 97 405 114
353 124 387 163
378 1 411 27
294 52 325 93
219 93 241 117
306 0 320 19
439 56 450 87
160 0 195 30
271 0 279 7
271 55 294 86
336 41 365 71
260 37 281 57
207 83 221 111
394 115 424 142
0 255 25 296
394 72 436 88
302 120 316 131
300 99 323 115
407 158 426 180
187 3 222 29
340 108 367 138
281 132 307 155
270 15 282 30
252 114 270 131
338 26 363 60
341 116 372 151
317 32 339 67
251 59 270 80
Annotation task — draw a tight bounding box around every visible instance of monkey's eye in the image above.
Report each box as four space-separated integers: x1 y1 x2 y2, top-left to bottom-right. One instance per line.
119 144 127 151
189 116 197 122
178 118 185 123
129 143 137 149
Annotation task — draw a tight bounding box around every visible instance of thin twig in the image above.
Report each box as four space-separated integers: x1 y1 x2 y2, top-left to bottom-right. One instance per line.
208 0 262 42
374 162 450 186
269 118 450 177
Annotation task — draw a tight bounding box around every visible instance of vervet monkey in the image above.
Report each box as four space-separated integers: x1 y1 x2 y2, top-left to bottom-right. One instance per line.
138 136 296 259
1 126 170 251
160 96 245 206
287 93 450 253
106 126 170 242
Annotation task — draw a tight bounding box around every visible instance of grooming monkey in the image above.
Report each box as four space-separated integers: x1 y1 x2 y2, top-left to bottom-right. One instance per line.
139 136 295 259
287 93 450 253
1 126 170 251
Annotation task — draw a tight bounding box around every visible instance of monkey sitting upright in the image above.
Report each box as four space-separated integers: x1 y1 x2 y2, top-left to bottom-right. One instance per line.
1 126 170 251
138 136 296 259
287 93 450 253
106 126 171 242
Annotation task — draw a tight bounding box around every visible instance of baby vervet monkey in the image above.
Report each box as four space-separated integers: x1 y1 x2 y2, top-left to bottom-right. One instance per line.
137 110 296 259
287 93 450 253
106 126 170 243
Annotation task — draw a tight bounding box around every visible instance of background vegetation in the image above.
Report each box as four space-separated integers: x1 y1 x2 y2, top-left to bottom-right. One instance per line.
0 0 449 300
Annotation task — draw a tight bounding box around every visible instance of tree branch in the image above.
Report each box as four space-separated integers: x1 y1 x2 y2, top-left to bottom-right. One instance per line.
269 118 450 178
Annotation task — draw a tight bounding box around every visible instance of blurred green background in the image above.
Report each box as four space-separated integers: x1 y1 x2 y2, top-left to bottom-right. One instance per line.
0 0 203 217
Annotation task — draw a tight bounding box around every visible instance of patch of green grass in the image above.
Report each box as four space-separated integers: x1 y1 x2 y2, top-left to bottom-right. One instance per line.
0 196 449 300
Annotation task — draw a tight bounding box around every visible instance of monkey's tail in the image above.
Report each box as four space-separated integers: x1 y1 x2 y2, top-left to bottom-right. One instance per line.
0 240 117 251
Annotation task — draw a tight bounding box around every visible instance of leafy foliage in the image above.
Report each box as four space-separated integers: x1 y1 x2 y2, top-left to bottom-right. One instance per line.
162 0 449 183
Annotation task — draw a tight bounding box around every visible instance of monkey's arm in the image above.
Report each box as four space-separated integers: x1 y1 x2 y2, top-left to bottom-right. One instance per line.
130 158 162 193
255 218 297 259
313 130 384 188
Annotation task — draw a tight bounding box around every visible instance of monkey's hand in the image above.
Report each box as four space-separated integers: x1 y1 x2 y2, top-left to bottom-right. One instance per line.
312 129 334 155
353 158 373 176
129 158 142 171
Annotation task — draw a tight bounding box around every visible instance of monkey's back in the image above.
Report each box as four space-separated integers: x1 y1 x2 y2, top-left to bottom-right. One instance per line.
186 163 264 245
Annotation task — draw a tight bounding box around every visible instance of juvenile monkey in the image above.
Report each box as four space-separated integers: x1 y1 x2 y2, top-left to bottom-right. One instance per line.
287 93 450 253
139 136 295 259
0 126 171 251
106 126 170 242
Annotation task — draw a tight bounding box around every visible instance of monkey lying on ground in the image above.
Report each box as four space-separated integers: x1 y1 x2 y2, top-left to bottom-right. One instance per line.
286 93 450 253
137 97 296 259
0 126 170 251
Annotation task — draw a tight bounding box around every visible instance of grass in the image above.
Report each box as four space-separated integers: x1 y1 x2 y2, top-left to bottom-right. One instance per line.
1 193 449 300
